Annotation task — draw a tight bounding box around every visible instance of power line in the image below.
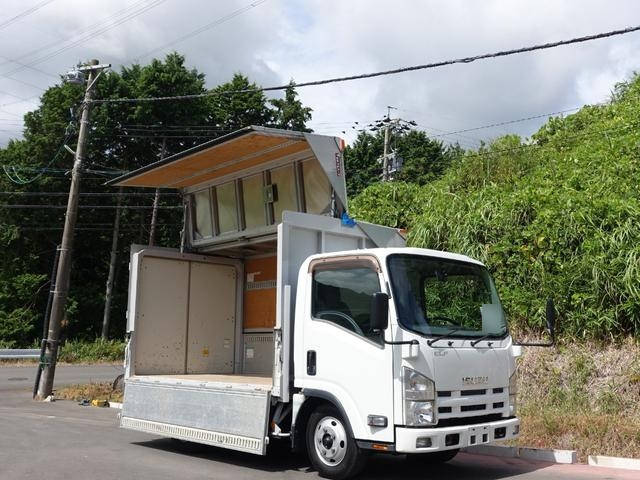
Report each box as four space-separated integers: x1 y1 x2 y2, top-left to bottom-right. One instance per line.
0 0 56 31
0 0 152 69
0 0 167 79
2 125 74 184
132 0 269 61
0 191 179 197
19 227 163 232
0 205 182 209
431 107 584 138
90 24 640 105
463 120 639 159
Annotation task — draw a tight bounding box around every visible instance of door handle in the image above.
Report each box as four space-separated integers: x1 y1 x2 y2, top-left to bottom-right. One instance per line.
307 350 316 376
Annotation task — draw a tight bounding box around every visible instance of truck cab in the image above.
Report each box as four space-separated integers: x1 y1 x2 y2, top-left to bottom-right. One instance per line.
293 247 519 470
111 126 528 479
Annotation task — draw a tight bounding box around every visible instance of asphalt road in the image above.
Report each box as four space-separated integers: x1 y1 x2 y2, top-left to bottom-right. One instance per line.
0 365 636 480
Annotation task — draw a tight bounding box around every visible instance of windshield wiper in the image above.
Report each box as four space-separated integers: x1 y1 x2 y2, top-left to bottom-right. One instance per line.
427 328 462 347
470 333 502 347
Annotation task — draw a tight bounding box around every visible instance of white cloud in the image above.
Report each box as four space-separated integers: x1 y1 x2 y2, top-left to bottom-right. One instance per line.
1 0 639 147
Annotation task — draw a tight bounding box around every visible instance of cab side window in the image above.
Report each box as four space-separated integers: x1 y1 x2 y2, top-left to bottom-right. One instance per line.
311 262 381 340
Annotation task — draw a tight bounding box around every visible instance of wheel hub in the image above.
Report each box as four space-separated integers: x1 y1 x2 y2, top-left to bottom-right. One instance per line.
314 416 347 466
322 433 334 449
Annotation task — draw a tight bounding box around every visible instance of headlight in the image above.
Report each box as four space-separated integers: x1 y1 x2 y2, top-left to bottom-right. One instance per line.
403 368 436 425
509 370 518 416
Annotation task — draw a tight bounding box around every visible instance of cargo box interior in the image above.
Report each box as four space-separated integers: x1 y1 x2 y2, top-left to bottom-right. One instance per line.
129 244 277 391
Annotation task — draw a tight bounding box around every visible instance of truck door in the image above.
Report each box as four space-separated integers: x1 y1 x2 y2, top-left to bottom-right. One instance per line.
298 256 394 443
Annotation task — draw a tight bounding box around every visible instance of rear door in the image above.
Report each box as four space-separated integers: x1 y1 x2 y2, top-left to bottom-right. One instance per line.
127 248 243 376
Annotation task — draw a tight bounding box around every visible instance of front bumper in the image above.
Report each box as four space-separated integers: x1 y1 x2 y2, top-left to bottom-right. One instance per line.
395 417 519 453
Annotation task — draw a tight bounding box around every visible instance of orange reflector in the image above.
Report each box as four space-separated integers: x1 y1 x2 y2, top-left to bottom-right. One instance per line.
372 444 389 451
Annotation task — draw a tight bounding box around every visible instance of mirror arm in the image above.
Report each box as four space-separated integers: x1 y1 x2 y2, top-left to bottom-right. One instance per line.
383 338 419 346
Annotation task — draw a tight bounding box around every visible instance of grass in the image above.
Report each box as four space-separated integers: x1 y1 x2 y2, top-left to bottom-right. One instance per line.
0 339 126 366
57 339 125 363
514 337 640 461
56 381 123 403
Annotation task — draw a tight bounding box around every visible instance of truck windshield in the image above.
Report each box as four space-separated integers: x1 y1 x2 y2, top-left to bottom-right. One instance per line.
387 254 507 338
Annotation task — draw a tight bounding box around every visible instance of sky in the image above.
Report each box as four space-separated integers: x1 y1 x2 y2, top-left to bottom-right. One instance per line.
0 0 639 149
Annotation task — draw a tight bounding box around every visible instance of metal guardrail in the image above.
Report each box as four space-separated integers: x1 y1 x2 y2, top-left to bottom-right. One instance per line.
0 349 40 359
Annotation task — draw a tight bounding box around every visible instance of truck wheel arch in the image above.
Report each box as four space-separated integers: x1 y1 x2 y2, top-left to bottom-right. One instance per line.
292 390 355 452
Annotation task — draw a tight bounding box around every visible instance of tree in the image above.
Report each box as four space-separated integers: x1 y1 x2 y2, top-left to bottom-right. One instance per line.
343 129 461 198
208 74 273 131
0 55 314 345
343 130 384 197
270 82 312 131
394 130 460 185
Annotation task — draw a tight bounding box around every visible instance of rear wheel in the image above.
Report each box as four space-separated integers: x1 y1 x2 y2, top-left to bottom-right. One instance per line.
306 405 366 479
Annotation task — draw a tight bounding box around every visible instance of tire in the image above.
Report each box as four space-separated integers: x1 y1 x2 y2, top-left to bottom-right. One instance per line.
409 448 459 464
306 404 366 479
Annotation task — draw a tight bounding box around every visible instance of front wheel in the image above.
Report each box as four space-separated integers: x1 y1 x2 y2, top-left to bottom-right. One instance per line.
306 405 366 479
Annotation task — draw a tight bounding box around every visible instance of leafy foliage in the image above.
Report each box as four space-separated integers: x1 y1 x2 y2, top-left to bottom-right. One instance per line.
0 53 312 347
352 74 640 339
270 82 313 131
343 129 461 197
58 339 126 363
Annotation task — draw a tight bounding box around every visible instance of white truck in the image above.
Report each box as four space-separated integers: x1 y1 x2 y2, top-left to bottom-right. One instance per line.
110 126 555 479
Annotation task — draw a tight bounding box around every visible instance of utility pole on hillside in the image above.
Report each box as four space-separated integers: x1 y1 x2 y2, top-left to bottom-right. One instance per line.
378 106 416 181
37 60 110 400
381 106 395 181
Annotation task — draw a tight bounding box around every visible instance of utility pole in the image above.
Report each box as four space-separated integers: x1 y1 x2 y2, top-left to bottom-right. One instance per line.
381 106 397 182
37 60 109 400
101 187 123 339
382 124 390 181
148 137 166 246
381 106 394 181
376 106 416 182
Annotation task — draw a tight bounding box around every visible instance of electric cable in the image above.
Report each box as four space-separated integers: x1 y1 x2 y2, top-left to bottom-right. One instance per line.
0 0 167 78
132 0 269 62
0 191 179 196
0 0 153 69
90 24 640 105
0 205 182 209
0 0 56 31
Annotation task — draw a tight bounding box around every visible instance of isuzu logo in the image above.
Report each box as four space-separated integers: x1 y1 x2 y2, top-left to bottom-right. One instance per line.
462 376 489 385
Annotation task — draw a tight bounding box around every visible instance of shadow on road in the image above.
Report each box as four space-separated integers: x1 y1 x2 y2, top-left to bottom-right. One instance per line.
133 438 552 479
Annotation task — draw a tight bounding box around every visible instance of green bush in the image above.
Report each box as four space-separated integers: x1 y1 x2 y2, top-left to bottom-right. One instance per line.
58 339 125 363
351 75 640 339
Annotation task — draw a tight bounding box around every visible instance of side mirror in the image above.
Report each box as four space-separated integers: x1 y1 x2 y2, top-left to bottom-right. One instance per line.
370 292 389 332
545 298 556 339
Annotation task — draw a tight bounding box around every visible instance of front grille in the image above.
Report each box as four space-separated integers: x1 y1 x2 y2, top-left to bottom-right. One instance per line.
461 389 486 396
435 385 508 422
461 404 486 412
436 413 503 427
